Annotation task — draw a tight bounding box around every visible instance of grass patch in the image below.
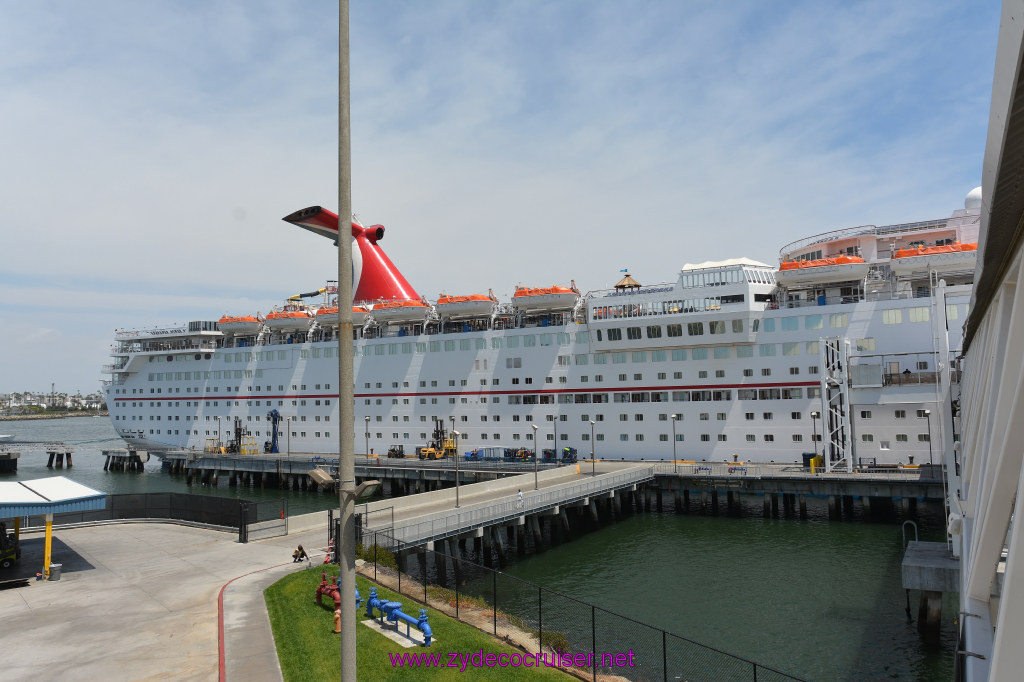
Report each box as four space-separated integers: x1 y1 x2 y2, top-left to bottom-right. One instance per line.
265 567 575 681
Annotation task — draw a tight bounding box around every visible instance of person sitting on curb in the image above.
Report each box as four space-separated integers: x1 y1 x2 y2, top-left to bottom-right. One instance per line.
292 545 309 563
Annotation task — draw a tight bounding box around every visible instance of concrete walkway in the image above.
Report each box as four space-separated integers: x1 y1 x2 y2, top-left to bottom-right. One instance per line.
0 521 328 681
0 467 590 680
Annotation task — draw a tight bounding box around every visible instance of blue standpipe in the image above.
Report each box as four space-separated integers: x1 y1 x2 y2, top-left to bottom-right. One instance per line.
365 588 433 646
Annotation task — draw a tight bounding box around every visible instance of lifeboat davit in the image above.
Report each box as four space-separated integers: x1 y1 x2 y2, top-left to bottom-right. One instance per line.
314 306 369 327
512 283 579 312
370 299 429 323
890 243 978 275
774 256 869 286
436 291 497 319
265 308 314 332
218 315 262 336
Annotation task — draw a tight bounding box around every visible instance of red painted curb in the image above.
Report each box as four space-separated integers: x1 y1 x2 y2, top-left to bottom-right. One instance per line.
218 560 295 682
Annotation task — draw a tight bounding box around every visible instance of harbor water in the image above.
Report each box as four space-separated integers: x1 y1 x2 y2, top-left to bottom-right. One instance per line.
2 418 954 680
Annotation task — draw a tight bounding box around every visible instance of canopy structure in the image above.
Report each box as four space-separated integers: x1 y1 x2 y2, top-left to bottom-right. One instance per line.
0 477 106 578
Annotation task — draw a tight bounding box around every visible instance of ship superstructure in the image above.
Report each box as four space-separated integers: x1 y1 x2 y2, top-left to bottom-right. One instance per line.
102 191 981 468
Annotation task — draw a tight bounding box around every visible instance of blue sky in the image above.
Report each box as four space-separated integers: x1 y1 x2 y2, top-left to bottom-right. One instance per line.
0 0 1000 393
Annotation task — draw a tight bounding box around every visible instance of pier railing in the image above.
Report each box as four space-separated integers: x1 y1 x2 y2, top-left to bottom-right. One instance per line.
355 528 803 682
363 467 655 547
649 461 942 482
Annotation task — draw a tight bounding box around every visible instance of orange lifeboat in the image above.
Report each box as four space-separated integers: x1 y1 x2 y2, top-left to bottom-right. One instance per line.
314 306 368 326
775 256 869 286
890 242 977 275
511 283 579 312
265 307 314 332
370 299 429 323
436 291 497 319
218 315 262 335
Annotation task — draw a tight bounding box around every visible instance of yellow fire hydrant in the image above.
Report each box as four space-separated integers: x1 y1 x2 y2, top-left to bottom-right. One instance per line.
333 608 341 634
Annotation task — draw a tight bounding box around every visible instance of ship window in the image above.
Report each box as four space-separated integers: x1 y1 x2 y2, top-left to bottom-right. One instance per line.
709 321 725 335
444 340 456 351
666 324 683 337
829 313 848 328
626 327 641 340
687 322 704 336
762 319 775 332
523 335 536 347
671 349 686 361
714 347 730 360
429 341 440 352
783 343 799 356
855 338 875 351
882 310 903 324
692 348 708 360
507 336 520 348
491 338 502 349
698 370 708 379
909 307 929 323
759 344 776 357
632 352 646 363
735 345 753 359
804 315 823 330
607 328 622 341
646 325 662 339
539 334 552 346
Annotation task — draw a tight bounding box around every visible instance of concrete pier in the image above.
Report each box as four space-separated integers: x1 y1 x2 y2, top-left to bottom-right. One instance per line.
901 541 960 644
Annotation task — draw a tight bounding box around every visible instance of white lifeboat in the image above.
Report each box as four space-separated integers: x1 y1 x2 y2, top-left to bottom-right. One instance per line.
774 256 870 286
889 243 978 275
218 315 262 336
314 306 368 327
436 291 497 319
512 283 579 312
370 299 429 323
265 307 314 332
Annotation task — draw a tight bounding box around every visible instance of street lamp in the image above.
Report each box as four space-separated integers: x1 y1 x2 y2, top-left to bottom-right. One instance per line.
553 416 558 466
671 414 678 474
449 416 456 457
810 411 820 463
452 430 461 508
364 416 370 458
531 424 539 490
923 409 933 467
589 420 596 477
215 416 222 450
286 417 292 460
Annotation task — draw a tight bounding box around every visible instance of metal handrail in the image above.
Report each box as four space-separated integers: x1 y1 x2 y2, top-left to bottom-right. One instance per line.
368 467 655 545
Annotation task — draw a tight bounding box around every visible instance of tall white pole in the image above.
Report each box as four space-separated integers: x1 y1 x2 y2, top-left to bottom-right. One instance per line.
337 0 357 678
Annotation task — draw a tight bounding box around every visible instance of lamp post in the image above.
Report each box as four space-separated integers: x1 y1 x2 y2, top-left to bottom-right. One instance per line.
553 416 558 466
810 411 820 463
215 416 221 449
452 430 461 508
589 420 596 477
671 414 678 474
923 409 933 467
285 417 291 460
449 416 456 456
531 424 539 490
364 416 370 458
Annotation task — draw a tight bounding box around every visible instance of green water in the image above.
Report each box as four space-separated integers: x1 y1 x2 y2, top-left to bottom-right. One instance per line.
6 419 954 679
493 507 955 681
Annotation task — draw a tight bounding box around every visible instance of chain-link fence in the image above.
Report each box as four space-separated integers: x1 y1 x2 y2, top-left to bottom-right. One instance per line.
353 529 803 681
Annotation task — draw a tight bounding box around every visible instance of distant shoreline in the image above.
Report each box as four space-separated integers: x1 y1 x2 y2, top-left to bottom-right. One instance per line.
0 412 107 422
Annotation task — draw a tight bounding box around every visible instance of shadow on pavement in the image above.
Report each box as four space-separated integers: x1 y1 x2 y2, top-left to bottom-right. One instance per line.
0 536 95 584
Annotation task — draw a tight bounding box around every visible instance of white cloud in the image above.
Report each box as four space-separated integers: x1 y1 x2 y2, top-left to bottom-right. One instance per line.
0 0 998 390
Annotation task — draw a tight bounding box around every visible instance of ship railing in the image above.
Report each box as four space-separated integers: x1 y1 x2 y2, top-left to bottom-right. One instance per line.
367 467 654 545
778 219 948 259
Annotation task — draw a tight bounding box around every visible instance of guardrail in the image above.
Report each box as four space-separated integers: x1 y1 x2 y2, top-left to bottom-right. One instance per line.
367 467 654 547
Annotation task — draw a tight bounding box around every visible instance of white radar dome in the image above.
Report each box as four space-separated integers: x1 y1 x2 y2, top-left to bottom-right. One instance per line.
965 186 982 209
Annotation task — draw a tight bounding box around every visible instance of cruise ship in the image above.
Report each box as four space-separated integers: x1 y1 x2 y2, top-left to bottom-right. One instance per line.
102 190 981 469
